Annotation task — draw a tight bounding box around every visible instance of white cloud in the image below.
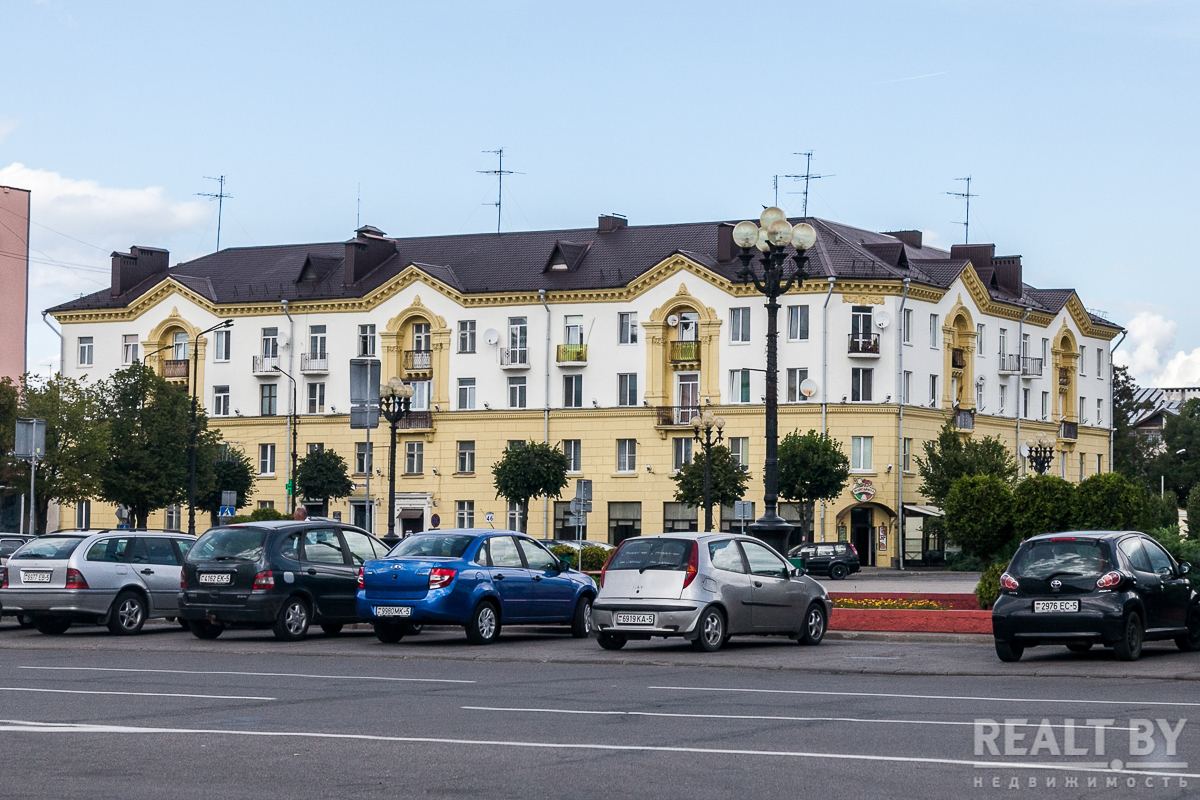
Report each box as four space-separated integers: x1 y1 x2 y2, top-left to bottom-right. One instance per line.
1157 349 1200 387
1114 310 1200 388
0 119 17 145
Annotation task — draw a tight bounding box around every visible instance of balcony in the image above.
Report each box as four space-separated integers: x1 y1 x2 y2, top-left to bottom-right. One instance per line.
300 353 329 374
1059 367 1070 386
998 353 1020 374
500 347 530 369
252 355 280 375
556 344 588 365
404 349 433 373
163 359 190 379
656 405 701 426
848 333 881 357
669 341 700 363
953 409 975 431
397 410 433 431
1059 420 1078 440
951 348 966 369
1021 356 1043 378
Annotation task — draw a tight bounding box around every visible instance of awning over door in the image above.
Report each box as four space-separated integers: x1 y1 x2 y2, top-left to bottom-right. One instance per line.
903 505 943 518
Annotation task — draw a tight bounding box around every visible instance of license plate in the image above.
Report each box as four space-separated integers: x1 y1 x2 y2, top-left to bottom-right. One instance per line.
21 570 51 584
198 573 231 585
616 613 655 625
374 606 412 617
1033 600 1079 613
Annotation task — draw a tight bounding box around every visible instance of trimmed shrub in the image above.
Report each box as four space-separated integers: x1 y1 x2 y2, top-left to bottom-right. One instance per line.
943 552 983 572
944 475 1015 561
227 507 288 524
1188 485 1200 537
549 545 610 572
1070 473 1145 531
1012 475 1074 538
976 562 1006 610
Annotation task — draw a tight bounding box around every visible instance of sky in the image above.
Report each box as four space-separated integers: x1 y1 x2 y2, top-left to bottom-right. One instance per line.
2 0 1198 386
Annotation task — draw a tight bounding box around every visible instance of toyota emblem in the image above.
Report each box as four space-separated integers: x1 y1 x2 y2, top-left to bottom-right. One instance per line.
1050 579 1062 590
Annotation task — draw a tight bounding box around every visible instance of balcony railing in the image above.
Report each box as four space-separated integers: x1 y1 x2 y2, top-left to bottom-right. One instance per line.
252 355 280 375
556 344 588 364
1059 367 1070 386
669 341 700 363
656 405 701 426
163 359 190 379
1059 420 1078 440
404 349 433 371
951 348 966 369
998 353 1020 373
397 410 433 430
953 409 975 431
300 353 329 373
500 347 529 368
848 333 881 356
1021 356 1043 377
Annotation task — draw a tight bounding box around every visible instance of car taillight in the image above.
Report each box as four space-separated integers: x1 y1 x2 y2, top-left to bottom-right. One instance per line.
252 571 274 591
429 567 456 590
1097 571 1123 589
849 544 858 556
682 542 699 589
999 572 1020 592
65 568 89 590
599 544 621 588
357 567 364 589
1 567 7 589
180 570 188 590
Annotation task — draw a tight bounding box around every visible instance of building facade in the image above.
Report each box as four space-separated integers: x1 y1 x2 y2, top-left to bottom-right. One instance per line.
49 215 1121 565
0 184 30 383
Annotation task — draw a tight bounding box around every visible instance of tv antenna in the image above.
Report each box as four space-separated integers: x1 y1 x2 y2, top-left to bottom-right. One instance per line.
196 175 232 251
478 148 522 233
786 151 833 217
946 176 976 243
772 175 780 206
356 183 361 229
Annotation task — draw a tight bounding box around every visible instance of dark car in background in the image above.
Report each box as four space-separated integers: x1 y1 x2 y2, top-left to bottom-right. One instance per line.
178 520 388 641
992 531 1200 662
788 542 860 580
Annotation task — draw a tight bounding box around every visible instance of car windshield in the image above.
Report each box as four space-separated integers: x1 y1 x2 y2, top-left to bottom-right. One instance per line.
1012 540 1109 580
11 537 83 560
388 534 475 559
607 538 691 571
189 527 267 562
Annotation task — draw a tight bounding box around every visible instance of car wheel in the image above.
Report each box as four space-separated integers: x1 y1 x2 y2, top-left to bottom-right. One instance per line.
598 633 627 650
33 616 71 635
272 597 311 642
995 640 1024 662
17 615 33 629
189 619 224 640
1114 612 1144 662
829 564 849 580
1176 607 1200 652
798 603 827 646
691 607 726 652
177 617 190 630
320 622 344 635
106 591 147 635
465 601 500 645
1066 642 1093 653
571 596 593 639
374 622 405 644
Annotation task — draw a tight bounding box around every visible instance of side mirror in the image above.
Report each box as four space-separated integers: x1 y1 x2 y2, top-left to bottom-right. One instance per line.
1182 562 1192 575
558 557 572 572
791 565 804 577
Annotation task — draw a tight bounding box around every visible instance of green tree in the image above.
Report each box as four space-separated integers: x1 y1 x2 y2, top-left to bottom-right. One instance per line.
295 448 354 513
1189 485 1200 539
1070 472 1146 531
916 421 1018 508
777 429 851 546
1111 365 1157 488
196 444 257 528
229 506 289 524
0 377 17 455
1011 475 1075 539
492 440 570 533
943 475 1015 561
19 374 109 534
1153 398 1200 501
670 444 748 529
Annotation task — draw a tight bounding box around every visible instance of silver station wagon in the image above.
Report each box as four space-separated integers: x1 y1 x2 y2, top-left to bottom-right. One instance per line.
591 533 833 652
1 530 195 635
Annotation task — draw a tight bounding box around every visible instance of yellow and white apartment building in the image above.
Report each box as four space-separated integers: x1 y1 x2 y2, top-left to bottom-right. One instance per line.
48 215 1121 566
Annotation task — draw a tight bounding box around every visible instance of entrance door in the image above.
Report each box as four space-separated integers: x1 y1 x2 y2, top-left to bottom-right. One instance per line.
851 507 872 567
400 511 424 536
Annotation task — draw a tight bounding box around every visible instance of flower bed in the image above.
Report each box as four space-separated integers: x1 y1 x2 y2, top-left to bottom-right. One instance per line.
829 592 980 610
834 597 948 610
827 592 992 634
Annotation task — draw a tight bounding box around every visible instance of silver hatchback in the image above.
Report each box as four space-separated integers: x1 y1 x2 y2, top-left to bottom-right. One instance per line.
1 530 195 635
591 533 832 652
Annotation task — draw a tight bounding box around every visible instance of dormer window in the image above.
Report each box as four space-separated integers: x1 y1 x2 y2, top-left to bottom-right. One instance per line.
550 253 568 270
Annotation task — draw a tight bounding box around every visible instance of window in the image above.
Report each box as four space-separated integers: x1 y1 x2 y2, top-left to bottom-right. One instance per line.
405 441 423 474
976 381 984 410
458 378 476 410
1080 346 1087 376
507 501 523 533
456 501 474 529
929 375 939 406
259 443 276 475
730 307 751 343
343 530 383 566
164 505 181 532
412 322 431 352
307 382 325 414
563 374 583 408
1097 348 1104 377
664 502 698 533
303 529 346 565
78 336 93 367
902 371 912 404
929 314 939 348
728 437 749 470
554 501 588 540
1080 396 1087 423
260 384 278 416
618 312 638 345
508 317 528 362
214 329 230 362
456 441 475 474
1097 453 1103 474
617 439 637 472
410 380 430 411
787 368 809 402
458 320 476 353
355 442 373 474
508 376 527 408
75 500 90 530
788 305 810 341
1041 391 1050 420
212 385 230 416
1021 332 1030 359
976 324 985 356
608 501 641 545
902 438 913 472
261 327 278 358
309 325 327 358
1079 451 1085 479
564 315 584 346
678 311 699 342
730 369 751 403
173 332 189 360
258 500 275 510
742 540 790 578
998 384 1007 414
518 538 558 572
358 324 376 357
902 308 912 344
1041 338 1049 363
709 539 746 573
850 305 873 343
307 443 324 454
122 334 139 365
998 328 1007 357
1023 388 1031 419
563 439 581 472
851 436 873 472
617 373 637 407
673 437 693 471
851 367 873 402
1097 398 1104 426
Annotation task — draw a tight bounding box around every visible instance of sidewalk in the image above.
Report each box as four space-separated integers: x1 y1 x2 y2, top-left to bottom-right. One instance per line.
814 566 982 594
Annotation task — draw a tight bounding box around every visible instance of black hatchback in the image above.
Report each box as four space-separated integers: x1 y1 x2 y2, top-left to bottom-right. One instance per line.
992 531 1200 662
178 520 388 641
788 542 860 580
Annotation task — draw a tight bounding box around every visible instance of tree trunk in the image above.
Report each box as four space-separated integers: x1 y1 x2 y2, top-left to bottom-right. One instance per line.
520 499 530 536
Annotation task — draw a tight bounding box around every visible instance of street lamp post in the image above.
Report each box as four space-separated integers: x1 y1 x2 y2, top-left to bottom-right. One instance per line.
691 410 725 533
189 319 234 535
731 208 817 555
272 365 299 514
1023 432 1055 475
379 377 415 545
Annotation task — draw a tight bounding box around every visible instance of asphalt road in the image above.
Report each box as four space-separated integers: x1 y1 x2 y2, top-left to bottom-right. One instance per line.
1 621 1199 800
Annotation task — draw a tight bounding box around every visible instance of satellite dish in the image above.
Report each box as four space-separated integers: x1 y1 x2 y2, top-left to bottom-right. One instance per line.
667 314 679 327
875 311 891 329
483 328 499 346
1019 443 1031 458
976 375 986 386
799 378 818 398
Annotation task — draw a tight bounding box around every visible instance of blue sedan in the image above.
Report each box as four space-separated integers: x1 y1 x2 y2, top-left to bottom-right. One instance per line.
356 530 597 644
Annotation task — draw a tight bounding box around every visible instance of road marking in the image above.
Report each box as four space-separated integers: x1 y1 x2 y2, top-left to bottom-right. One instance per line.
648 685 1200 708
19 666 474 684
0 687 274 700
0 719 1191 779
459 706 1139 732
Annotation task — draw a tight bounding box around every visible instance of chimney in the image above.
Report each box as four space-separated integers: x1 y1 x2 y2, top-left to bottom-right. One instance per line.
883 230 922 249
344 226 394 285
989 255 1023 298
716 222 736 262
110 245 169 297
598 214 627 233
